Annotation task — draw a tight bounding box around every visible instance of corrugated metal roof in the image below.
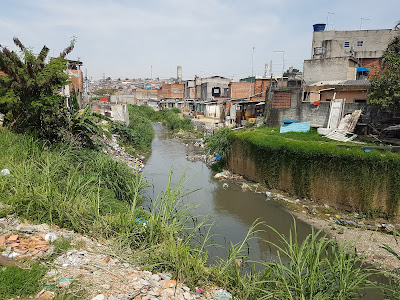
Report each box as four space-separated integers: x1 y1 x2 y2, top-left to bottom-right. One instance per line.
308 79 370 87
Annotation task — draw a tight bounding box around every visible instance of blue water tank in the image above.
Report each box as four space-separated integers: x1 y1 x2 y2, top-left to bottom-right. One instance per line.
313 24 326 32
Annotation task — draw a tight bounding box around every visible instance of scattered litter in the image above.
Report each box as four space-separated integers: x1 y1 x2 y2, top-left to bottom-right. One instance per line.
223 183 229 189
135 218 148 227
295 199 300 204
36 289 55 299
265 191 271 198
0 168 10 176
335 215 358 227
196 288 205 293
241 183 250 191
302 205 312 215
212 288 235 300
58 277 73 288
97 134 145 172
161 272 172 280
381 223 395 233
54 250 91 267
214 172 228 180
45 232 57 242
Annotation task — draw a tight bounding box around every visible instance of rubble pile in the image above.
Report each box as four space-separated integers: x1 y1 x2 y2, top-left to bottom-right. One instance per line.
101 134 145 172
0 214 219 299
49 250 211 299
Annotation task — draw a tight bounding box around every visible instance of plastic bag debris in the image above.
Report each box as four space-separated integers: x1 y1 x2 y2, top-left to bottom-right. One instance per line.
45 232 58 242
214 172 228 179
135 218 148 227
0 169 10 176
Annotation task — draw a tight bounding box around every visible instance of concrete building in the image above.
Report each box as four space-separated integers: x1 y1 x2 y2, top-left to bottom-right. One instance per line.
60 60 84 108
304 26 399 84
194 76 231 101
158 82 184 109
303 25 399 104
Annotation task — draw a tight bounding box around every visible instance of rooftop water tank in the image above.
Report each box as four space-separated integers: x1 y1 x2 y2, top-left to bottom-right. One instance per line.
313 24 326 32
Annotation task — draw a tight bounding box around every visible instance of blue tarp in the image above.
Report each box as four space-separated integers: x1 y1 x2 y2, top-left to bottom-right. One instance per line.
280 121 311 133
357 67 370 72
281 119 299 124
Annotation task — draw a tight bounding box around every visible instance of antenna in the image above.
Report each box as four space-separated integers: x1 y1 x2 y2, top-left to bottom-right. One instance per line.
360 18 370 30
327 12 334 30
273 50 285 77
251 47 255 77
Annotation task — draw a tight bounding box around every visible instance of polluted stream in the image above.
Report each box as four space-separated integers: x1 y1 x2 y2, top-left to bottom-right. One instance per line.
142 123 311 263
142 123 385 299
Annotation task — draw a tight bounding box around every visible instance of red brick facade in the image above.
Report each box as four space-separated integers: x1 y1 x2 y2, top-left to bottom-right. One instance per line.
360 58 382 78
159 83 184 99
273 91 291 108
229 82 252 99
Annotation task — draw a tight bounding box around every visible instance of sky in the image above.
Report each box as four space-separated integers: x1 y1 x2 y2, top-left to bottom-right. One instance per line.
1 0 399 81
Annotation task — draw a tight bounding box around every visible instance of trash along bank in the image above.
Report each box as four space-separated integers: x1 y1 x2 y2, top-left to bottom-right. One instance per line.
227 128 400 216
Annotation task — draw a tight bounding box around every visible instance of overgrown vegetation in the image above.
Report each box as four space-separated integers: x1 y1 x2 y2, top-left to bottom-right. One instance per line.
258 224 373 299
0 128 146 234
0 37 101 148
0 128 394 299
368 36 400 111
230 127 400 215
0 264 46 299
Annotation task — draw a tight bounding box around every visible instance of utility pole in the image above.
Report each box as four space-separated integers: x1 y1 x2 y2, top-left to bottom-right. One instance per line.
265 60 273 125
251 47 255 77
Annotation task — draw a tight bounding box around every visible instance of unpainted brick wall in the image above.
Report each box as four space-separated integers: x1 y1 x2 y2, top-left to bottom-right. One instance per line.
273 91 291 108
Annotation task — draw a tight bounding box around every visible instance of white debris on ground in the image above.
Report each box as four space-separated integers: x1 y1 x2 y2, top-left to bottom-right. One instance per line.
0 213 233 299
100 134 146 172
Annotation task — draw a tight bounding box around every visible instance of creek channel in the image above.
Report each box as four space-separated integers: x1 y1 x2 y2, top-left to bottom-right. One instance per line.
142 123 384 299
142 123 312 263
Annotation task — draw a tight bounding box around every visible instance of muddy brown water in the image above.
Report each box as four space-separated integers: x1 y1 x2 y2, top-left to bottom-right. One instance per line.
142 123 385 299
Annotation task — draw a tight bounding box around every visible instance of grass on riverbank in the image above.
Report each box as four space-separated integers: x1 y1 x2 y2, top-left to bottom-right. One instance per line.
0 128 394 299
0 264 46 299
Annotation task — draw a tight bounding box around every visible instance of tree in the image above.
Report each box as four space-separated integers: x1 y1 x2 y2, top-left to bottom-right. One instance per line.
368 36 400 111
0 37 99 147
283 68 301 77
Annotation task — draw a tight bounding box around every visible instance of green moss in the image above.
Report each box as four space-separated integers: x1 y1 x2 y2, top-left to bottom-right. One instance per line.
230 128 400 215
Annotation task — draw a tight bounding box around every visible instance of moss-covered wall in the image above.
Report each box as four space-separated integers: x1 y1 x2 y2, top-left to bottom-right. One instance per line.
228 133 400 216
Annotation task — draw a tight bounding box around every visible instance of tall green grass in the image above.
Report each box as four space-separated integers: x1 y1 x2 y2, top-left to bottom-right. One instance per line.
0 128 145 234
0 128 391 299
257 223 374 299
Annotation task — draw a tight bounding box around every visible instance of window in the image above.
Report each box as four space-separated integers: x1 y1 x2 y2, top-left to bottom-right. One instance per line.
212 87 221 97
178 89 182 93
357 41 363 47
344 41 350 48
354 99 367 103
173 89 177 94
314 47 325 55
270 81 278 88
